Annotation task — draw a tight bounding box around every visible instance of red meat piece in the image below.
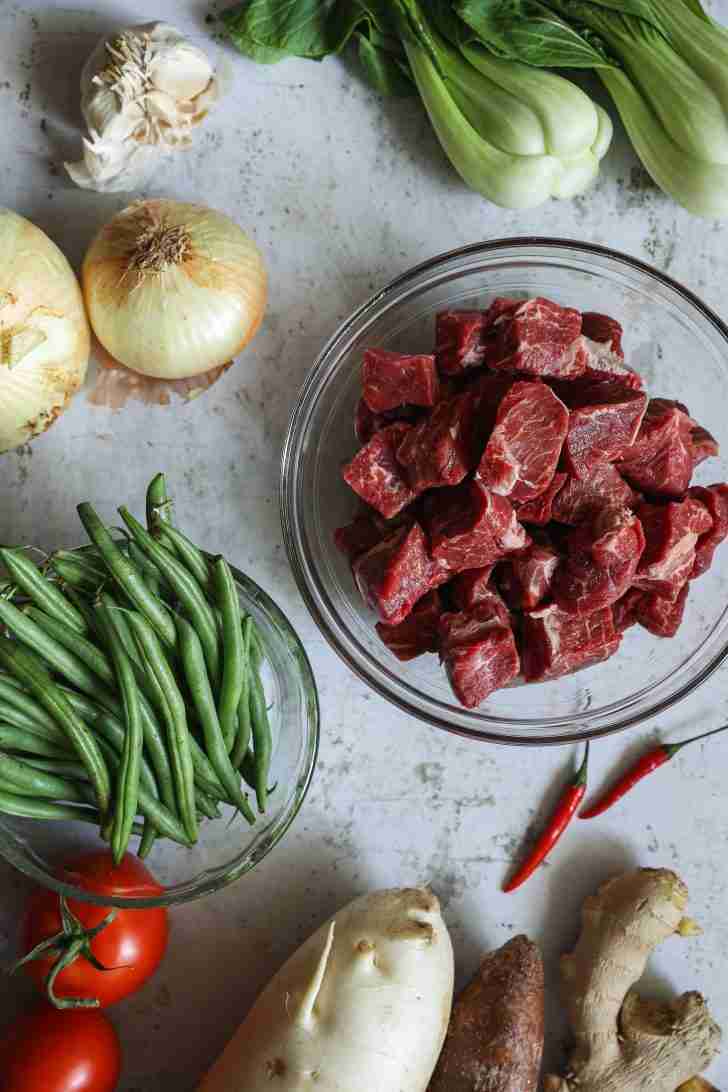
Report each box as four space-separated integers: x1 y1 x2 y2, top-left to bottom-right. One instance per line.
551 337 641 390
355 398 424 444
451 565 503 613
439 605 520 708
476 381 569 503
343 423 418 519
556 379 647 479
521 603 621 682
613 588 645 633
554 507 646 615
334 512 385 563
468 371 516 440
689 484 728 578
397 392 480 492
362 349 439 413
425 480 529 574
635 584 689 638
691 423 719 469
353 522 432 626
436 311 488 376
618 398 696 498
551 464 637 526
635 497 713 598
516 472 567 526
581 311 624 358
499 543 561 611
376 590 443 661
488 298 583 378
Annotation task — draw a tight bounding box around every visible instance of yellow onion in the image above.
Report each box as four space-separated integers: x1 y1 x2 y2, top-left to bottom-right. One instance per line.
82 199 267 379
0 209 90 453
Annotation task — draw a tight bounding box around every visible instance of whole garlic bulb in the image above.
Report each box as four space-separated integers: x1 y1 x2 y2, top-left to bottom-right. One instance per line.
65 23 218 193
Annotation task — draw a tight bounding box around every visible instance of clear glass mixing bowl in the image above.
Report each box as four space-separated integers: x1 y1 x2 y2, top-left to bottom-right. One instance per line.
281 238 728 746
0 566 320 907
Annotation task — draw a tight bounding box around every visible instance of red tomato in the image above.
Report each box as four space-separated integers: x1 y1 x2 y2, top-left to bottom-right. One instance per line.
22 852 168 1009
0 1004 121 1092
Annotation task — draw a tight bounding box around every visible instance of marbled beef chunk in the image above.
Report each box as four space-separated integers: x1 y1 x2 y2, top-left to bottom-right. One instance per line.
521 603 621 681
439 605 520 708
343 422 417 518
689 484 728 577
634 497 713 598
376 590 443 661
362 349 439 412
352 522 433 626
487 298 583 378
554 507 645 615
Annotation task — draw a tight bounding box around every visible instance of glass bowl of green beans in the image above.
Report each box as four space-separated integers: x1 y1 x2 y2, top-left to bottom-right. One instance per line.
0 484 320 909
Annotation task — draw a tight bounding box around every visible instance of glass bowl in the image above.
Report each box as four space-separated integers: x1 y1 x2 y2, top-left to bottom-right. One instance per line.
281 237 728 746
0 565 320 907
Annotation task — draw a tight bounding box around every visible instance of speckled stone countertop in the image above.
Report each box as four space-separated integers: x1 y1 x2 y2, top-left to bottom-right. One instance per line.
1 1 728 1086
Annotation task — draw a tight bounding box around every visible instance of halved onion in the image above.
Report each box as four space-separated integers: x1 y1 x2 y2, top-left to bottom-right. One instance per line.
0 209 90 453
82 199 267 379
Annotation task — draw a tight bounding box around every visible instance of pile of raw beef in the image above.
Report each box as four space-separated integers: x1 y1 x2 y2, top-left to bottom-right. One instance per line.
335 297 728 709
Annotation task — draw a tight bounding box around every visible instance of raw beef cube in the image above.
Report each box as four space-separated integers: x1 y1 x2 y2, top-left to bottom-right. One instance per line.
362 349 439 412
439 606 520 708
476 381 569 503
436 311 488 376
355 398 424 444
618 398 696 498
558 379 647 479
353 522 432 626
376 590 443 661
635 584 689 638
498 543 561 610
613 588 645 633
581 312 624 357
343 423 417 519
334 512 385 563
554 507 645 615
521 603 621 681
516 473 567 526
488 298 583 378
551 464 637 527
689 484 728 577
468 371 516 440
397 392 479 492
691 423 719 468
634 497 713 598
451 565 502 612
425 480 529 574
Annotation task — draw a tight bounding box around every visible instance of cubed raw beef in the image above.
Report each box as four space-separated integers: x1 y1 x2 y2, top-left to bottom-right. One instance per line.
425 480 529 574
488 298 583 378
691 423 719 468
634 497 713 598
343 423 418 519
498 543 561 611
362 349 439 412
476 381 569 502
353 522 432 626
334 512 385 563
436 311 488 376
613 588 645 633
451 565 504 614
376 590 443 661
468 371 516 440
581 312 624 358
553 337 640 389
618 398 696 498
521 603 621 681
554 507 645 615
635 584 689 638
355 398 424 444
397 392 479 492
439 606 520 707
556 378 647 479
516 473 567 526
551 464 636 527
689 484 728 577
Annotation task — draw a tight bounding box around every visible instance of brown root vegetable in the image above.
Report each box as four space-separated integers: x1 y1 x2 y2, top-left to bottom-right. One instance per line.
545 868 722 1092
427 934 544 1092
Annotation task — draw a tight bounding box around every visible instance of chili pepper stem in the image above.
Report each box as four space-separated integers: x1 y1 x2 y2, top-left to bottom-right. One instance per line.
663 722 728 757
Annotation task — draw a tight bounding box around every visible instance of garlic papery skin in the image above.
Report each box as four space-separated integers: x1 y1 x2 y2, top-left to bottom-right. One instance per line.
82 200 267 380
0 210 90 453
65 23 219 194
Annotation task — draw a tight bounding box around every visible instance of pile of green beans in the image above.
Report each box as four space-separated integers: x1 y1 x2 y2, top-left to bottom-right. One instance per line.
0 474 273 864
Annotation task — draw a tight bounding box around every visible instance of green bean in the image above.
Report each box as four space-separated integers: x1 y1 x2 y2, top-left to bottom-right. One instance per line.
59 587 98 633
0 725 71 759
0 704 67 744
0 789 142 831
127 542 164 600
93 736 191 846
0 548 87 635
176 616 255 824
146 473 173 536
158 525 211 590
248 631 272 814
25 607 116 689
211 557 246 753
196 790 222 820
0 753 88 803
0 639 111 816
231 617 253 767
77 503 176 647
95 593 143 670
96 599 144 865
138 821 157 858
119 508 220 685
23 757 92 780
50 555 107 596
127 613 197 844
0 677 59 734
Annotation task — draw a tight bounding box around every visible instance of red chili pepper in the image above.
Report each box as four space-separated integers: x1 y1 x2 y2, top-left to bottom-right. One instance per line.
580 724 728 820
503 742 589 893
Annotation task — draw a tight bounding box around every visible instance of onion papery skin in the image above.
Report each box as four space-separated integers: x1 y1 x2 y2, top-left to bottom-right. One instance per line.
82 199 268 379
0 209 90 453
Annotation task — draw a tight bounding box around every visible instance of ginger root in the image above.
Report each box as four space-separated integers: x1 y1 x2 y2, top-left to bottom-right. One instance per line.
545 868 722 1092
